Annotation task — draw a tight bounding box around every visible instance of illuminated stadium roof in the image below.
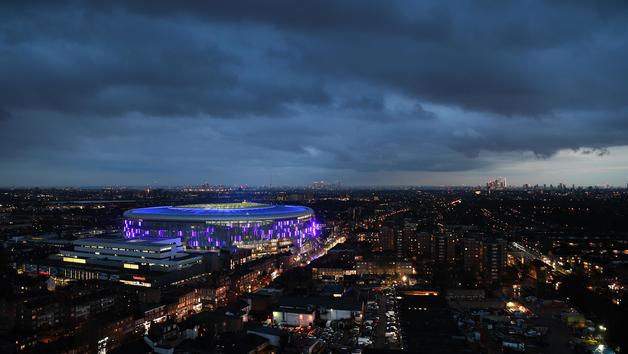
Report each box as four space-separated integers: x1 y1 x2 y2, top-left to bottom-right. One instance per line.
123 202 314 222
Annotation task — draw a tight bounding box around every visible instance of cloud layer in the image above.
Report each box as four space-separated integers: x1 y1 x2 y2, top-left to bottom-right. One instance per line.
1 1 628 186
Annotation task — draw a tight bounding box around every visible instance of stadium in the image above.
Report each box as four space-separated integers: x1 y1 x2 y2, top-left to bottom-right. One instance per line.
123 202 317 254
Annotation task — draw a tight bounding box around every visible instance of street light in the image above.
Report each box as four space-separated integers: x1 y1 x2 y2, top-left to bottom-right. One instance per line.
599 325 607 331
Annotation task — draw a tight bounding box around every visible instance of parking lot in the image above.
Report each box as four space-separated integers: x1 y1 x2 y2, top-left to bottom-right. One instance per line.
361 287 402 350
267 287 414 353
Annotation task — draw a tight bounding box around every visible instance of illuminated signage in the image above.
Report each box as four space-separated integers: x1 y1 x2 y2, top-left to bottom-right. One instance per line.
120 279 151 287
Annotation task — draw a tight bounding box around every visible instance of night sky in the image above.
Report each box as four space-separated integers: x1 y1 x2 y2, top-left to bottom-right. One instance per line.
2 1 628 187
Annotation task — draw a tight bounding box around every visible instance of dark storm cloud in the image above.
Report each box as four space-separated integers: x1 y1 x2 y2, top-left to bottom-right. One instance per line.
1 0 628 185
0 108 11 120
0 12 329 118
90 0 628 115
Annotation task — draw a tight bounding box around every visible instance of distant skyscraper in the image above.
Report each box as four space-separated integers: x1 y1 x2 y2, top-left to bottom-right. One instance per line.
309 180 341 190
486 177 507 190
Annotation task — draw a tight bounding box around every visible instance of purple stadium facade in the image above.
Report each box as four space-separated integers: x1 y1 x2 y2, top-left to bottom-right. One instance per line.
123 202 317 254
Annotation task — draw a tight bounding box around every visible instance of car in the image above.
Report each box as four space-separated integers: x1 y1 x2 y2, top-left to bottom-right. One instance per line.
357 337 373 346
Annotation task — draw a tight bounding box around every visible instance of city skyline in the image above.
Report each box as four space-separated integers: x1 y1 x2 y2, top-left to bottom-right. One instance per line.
2 1 628 186
3 185 627 353
2 2 628 353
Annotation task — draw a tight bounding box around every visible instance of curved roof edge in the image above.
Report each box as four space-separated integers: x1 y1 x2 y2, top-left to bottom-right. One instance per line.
123 204 314 222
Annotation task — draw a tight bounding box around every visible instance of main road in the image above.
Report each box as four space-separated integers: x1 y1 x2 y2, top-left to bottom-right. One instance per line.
510 241 570 276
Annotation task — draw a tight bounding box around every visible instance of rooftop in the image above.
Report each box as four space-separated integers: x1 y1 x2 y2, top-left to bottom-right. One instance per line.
75 237 180 247
123 202 314 222
278 296 362 312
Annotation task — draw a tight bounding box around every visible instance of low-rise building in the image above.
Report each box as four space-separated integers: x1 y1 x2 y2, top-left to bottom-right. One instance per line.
272 296 363 326
356 259 414 276
23 237 205 287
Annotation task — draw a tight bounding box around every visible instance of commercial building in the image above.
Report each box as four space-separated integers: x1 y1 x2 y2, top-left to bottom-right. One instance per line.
25 237 204 287
55 237 202 272
272 296 363 326
311 259 356 282
356 259 414 276
273 307 315 327
123 202 317 255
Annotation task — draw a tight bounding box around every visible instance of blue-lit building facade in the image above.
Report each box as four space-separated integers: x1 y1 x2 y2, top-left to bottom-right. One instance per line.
123 202 317 254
